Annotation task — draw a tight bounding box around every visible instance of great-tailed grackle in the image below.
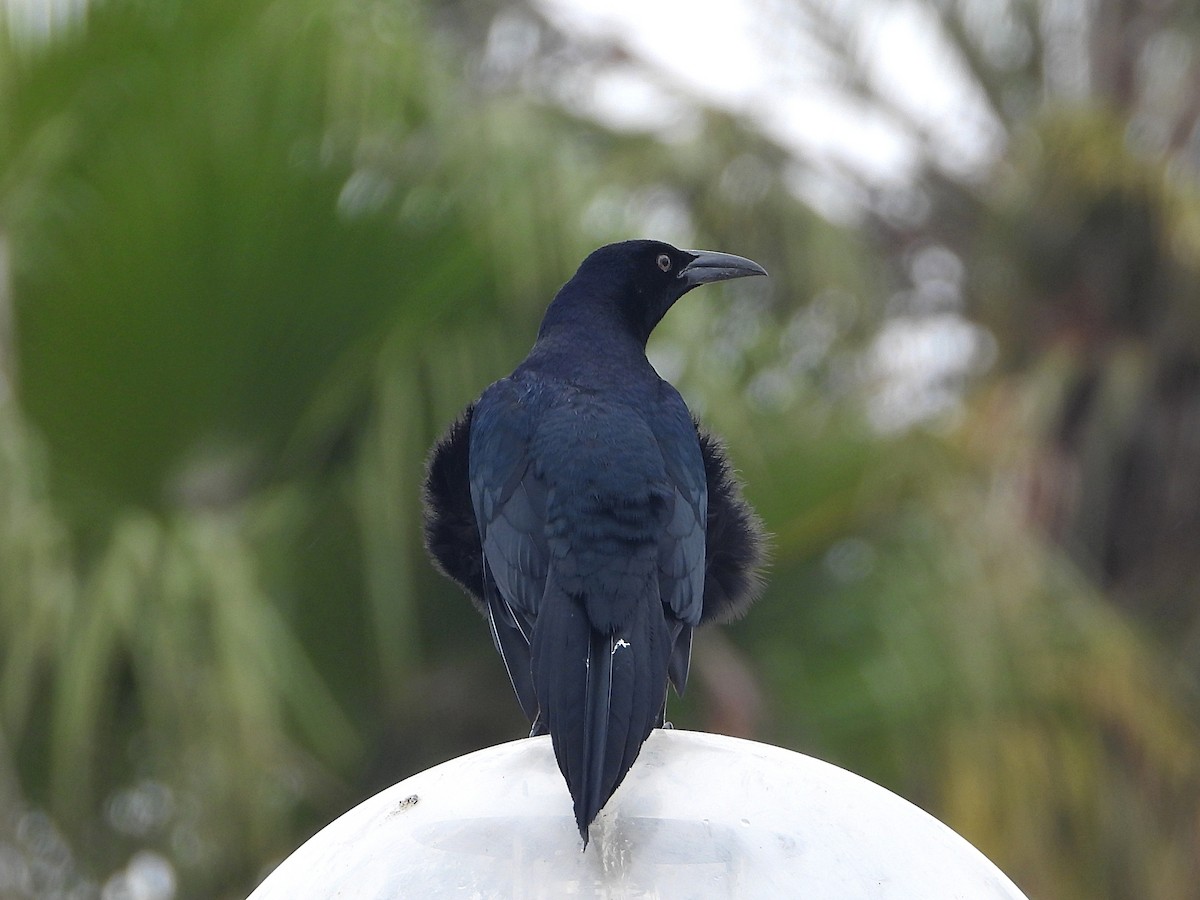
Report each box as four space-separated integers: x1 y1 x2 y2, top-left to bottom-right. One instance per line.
423 240 766 843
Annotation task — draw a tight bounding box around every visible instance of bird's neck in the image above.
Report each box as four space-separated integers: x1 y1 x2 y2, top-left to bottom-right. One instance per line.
527 295 659 390
537 275 657 343
528 324 652 377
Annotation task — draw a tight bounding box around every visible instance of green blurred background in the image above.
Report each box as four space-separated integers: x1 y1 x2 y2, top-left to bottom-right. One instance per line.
2 0 1199 897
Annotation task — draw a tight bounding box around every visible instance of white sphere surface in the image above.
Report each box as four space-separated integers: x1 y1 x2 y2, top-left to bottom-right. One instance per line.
250 730 1028 899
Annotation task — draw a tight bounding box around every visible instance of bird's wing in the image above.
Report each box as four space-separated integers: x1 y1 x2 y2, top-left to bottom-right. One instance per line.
696 424 767 624
650 390 708 695
469 378 550 725
652 391 708 624
482 560 541 726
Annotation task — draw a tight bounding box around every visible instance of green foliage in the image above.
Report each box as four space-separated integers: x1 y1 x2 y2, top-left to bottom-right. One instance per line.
0 0 1199 898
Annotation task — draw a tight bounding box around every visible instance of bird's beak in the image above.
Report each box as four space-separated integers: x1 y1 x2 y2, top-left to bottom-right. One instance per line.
678 250 768 288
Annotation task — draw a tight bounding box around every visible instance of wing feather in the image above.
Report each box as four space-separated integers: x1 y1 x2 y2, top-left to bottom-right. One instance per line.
467 378 552 728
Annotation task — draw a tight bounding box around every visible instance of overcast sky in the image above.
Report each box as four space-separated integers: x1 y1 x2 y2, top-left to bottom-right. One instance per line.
537 0 1004 200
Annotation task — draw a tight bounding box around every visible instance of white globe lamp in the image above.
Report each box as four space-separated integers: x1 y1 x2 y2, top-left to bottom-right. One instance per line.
250 730 1028 899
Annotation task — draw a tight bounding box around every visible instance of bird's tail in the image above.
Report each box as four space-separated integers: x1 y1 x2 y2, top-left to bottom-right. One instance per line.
531 583 671 845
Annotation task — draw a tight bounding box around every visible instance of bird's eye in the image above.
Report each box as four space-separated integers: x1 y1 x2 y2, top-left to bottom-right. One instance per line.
656 254 672 272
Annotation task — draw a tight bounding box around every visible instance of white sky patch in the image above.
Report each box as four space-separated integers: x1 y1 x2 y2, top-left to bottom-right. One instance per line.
863 314 997 433
537 0 771 108
587 66 701 136
856 1 1006 178
761 92 920 187
537 0 1004 186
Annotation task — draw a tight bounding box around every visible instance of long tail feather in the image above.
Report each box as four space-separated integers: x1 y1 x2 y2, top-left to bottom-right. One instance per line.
580 628 615 835
531 583 671 845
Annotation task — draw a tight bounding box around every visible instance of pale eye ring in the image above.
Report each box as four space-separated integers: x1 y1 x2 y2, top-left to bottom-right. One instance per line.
656 254 672 272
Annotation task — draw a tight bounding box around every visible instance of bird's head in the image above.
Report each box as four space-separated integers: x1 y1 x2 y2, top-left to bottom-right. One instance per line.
540 240 768 346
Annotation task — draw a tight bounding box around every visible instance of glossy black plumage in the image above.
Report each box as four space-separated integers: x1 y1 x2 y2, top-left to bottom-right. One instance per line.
422 240 766 843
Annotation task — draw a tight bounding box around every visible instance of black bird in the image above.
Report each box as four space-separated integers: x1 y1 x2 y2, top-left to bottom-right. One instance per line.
423 240 766 843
